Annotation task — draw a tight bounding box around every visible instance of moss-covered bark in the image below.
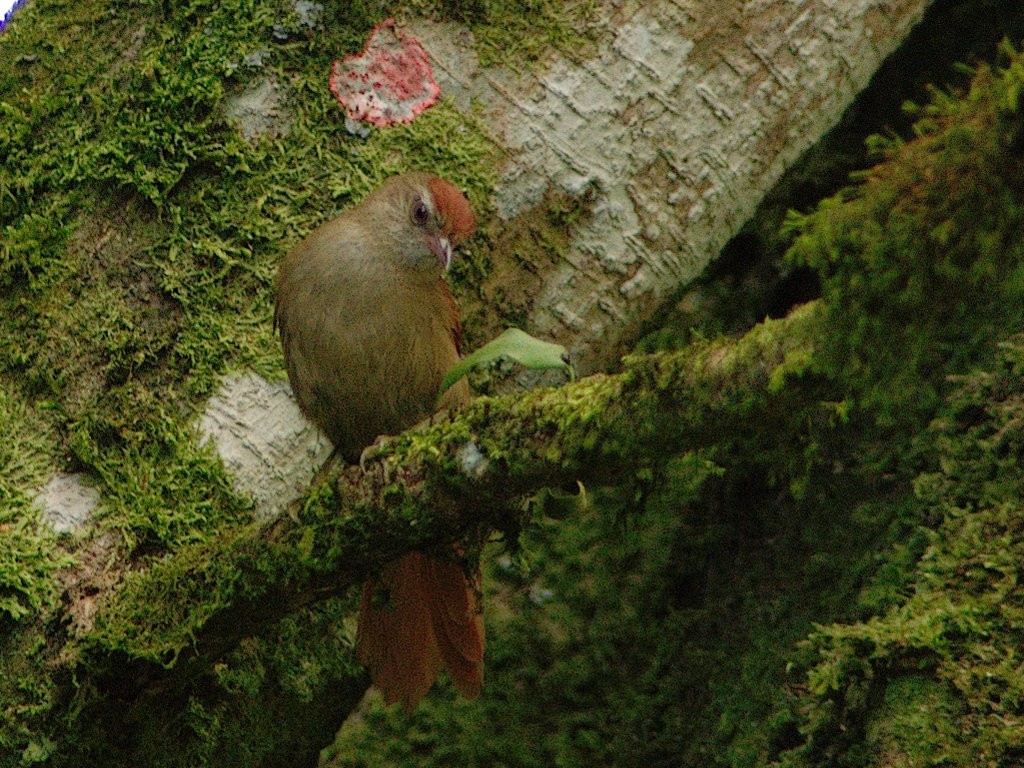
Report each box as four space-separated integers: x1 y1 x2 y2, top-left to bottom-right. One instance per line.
5 0 1024 765
0 301 821 765
776 334 1024 767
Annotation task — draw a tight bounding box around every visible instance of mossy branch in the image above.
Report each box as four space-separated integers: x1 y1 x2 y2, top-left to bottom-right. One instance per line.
66 303 821 720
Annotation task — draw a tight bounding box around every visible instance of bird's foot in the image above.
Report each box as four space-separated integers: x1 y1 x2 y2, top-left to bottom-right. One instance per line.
359 434 393 471
357 409 452 471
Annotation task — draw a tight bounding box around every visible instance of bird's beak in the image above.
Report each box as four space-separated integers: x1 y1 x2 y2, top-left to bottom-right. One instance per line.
429 235 453 271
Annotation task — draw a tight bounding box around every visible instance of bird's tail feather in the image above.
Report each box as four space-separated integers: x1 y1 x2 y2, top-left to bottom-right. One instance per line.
356 551 484 708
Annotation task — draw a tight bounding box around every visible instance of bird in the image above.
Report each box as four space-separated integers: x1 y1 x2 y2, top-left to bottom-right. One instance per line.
274 172 483 708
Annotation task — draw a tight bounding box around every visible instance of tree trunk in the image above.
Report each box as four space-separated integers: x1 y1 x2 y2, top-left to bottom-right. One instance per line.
416 0 931 370
199 0 933 524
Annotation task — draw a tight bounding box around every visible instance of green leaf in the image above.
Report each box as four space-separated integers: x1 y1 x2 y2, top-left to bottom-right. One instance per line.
439 328 573 394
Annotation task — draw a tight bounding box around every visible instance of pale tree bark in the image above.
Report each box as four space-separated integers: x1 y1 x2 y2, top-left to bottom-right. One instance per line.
415 0 931 370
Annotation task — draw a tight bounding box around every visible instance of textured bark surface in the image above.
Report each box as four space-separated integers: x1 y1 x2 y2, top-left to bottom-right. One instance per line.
416 0 931 370
198 372 333 518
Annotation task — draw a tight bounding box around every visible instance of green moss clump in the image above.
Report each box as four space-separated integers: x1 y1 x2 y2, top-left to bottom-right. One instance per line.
0 384 69 766
399 0 601 67
0 628 61 764
784 41 1024 428
0 382 67 624
777 334 1024 767
61 597 366 768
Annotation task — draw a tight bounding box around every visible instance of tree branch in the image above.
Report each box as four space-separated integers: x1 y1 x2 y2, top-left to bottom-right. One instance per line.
43 303 820 763
124 306 814 649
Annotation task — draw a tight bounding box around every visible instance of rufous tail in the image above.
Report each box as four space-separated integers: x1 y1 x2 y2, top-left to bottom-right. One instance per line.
355 551 484 708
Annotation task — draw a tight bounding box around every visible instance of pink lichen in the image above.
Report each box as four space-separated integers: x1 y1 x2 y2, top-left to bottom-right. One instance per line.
329 18 441 127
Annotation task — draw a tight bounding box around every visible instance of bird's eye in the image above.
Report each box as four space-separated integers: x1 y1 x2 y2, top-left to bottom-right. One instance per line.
411 199 430 226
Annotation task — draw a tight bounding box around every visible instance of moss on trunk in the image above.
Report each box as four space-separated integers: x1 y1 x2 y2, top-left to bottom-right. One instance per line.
5 0 1024 766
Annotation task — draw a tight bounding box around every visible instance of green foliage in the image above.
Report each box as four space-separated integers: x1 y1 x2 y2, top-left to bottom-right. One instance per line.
439 328 572 394
0 628 60 764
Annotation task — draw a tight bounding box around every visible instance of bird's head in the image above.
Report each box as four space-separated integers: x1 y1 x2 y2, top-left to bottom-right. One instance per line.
369 173 476 274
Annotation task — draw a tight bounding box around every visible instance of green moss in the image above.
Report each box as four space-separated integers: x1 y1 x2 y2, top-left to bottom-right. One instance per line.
863 676 968 767
58 597 366 768
0 627 60 764
777 334 1024 767
461 0 602 68
398 0 602 67
0 0 504 563
325 427 900 768
0 381 68 624
784 43 1024 430
0 205 73 291
0 383 69 765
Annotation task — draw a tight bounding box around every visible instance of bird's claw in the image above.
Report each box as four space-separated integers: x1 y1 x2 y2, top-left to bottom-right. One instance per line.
357 408 449 472
359 434 393 471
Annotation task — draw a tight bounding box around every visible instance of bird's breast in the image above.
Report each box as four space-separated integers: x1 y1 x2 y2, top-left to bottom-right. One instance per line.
282 266 461 460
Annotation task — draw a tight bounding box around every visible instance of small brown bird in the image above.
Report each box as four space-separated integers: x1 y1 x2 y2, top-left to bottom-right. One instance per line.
274 172 483 708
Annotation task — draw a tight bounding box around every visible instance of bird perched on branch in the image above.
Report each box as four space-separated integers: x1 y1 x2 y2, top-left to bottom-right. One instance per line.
274 172 483 708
